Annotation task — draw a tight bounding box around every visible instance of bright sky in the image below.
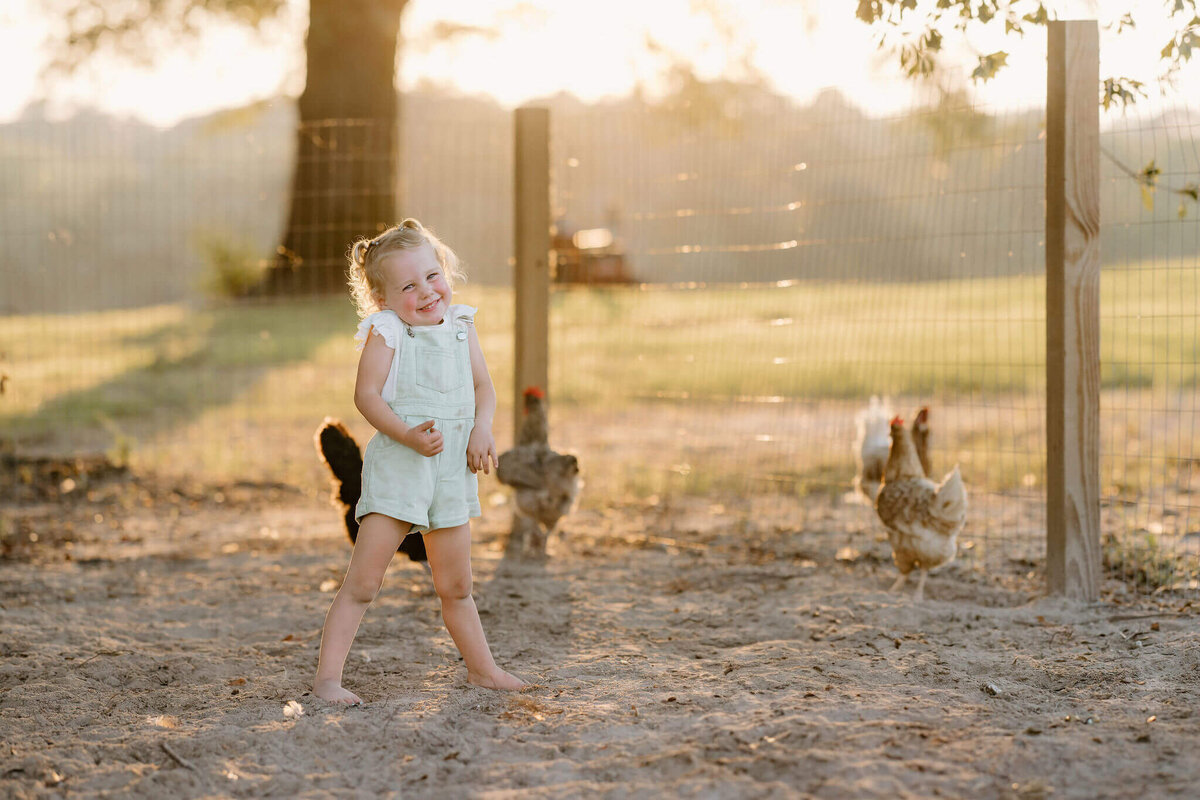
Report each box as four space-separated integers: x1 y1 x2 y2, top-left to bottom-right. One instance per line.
0 0 1195 126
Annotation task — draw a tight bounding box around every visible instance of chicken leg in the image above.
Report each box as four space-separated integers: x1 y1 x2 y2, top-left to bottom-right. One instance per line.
913 570 929 601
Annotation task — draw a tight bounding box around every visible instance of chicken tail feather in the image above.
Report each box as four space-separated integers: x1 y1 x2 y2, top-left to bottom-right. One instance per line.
933 465 968 523
314 417 426 564
316 418 362 512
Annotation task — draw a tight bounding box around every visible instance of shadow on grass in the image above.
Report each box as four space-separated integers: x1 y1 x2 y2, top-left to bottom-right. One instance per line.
1 296 357 453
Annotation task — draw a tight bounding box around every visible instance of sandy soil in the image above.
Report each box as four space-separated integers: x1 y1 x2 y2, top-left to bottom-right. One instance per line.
2 460 1199 799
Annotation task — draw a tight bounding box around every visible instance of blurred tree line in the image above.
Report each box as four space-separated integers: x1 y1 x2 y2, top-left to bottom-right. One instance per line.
2 78 1197 313
43 0 409 295
6 0 1198 312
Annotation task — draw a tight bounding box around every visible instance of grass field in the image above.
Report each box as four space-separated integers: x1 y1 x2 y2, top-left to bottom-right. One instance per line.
1 269 1197 496
551 266 1200 404
2 271 1199 591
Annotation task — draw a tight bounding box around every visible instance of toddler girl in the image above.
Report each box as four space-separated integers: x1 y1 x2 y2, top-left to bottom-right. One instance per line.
313 219 526 704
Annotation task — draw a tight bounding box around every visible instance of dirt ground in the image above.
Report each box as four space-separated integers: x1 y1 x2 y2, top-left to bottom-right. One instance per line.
2 460 1199 799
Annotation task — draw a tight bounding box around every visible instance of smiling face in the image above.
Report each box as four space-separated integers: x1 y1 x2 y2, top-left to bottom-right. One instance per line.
375 242 452 326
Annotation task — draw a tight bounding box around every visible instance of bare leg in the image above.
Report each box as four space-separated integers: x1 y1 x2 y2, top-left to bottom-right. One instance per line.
313 514 404 703
424 523 526 690
889 571 909 593
913 570 928 601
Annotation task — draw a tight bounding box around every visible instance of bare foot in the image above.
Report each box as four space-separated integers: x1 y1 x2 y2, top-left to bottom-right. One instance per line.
467 668 528 690
313 678 363 705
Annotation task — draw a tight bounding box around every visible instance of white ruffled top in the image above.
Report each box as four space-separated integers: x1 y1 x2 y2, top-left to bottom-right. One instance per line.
354 305 476 403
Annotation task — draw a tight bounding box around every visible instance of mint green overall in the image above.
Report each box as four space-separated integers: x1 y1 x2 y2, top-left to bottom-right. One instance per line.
353 306 481 533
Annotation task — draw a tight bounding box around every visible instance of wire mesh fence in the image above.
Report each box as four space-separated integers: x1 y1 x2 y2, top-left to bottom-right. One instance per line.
0 95 515 491
1099 98 1200 595
1 53 1198 594
546 71 1050 582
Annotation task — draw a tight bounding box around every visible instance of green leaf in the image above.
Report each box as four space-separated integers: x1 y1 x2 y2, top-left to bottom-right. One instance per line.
856 0 883 24
971 51 1008 82
1139 160 1161 186
1022 4 1049 25
1138 163 1159 212
1102 77 1146 110
1181 182 1199 202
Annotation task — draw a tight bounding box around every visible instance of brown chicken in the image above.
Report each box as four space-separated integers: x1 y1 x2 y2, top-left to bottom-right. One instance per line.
496 387 580 555
854 400 931 501
875 415 967 600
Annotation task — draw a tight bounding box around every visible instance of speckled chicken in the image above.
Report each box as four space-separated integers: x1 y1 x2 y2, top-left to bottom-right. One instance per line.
875 415 967 600
496 387 580 555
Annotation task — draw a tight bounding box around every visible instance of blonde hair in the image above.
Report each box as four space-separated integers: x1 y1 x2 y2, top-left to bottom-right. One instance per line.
347 218 466 318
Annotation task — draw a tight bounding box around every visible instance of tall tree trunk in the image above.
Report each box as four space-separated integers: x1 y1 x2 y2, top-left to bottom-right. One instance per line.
262 0 408 295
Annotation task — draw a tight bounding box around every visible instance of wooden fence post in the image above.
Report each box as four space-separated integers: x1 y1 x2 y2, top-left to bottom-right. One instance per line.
1045 20 1101 600
513 107 551 436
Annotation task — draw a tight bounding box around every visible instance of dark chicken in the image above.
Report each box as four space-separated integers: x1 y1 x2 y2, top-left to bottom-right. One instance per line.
314 418 428 565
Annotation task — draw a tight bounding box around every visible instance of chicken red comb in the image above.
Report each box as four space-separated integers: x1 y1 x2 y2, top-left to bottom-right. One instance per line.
890 415 904 426
523 386 545 399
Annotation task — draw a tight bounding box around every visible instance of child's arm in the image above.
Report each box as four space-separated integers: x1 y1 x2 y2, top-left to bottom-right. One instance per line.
354 327 443 457
465 325 498 474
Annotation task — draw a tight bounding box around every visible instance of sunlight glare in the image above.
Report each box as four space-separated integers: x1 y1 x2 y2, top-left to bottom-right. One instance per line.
0 0 1196 124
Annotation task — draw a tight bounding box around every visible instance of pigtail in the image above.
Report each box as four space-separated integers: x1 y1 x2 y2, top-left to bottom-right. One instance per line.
346 238 377 319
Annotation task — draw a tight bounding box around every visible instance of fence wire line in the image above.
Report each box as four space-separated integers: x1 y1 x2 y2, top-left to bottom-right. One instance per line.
543 72 1047 587
1 69 1198 595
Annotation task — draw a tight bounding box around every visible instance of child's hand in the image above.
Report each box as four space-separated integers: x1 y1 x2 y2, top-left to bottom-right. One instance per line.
467 424 498 474
402 420 444 457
